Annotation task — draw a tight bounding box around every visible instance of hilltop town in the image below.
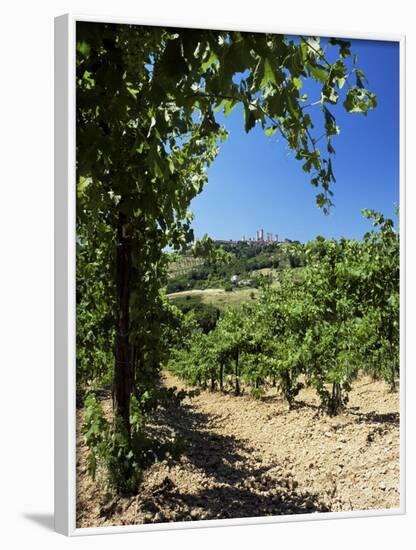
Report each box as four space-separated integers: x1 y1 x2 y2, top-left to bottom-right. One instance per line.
215 228 298 247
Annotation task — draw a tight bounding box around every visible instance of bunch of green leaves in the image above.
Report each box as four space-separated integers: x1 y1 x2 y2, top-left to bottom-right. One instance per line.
82 393 144 493
82 385 192 494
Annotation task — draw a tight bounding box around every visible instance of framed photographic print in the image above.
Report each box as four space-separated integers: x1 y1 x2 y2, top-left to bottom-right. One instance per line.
54 14 405 536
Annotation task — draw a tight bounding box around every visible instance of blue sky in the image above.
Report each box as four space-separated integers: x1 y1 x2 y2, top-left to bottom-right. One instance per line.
190 37 400 243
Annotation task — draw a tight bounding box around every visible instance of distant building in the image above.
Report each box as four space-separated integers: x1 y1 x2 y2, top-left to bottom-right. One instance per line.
214 229 284 247
238 279 253 286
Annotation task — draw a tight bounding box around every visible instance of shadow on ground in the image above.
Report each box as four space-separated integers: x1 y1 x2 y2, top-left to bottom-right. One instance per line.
140 397 329 522
23 513 54 531
352 411 399 426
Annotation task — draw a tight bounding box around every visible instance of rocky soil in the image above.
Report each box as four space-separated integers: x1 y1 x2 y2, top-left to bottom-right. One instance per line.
76 373 400 528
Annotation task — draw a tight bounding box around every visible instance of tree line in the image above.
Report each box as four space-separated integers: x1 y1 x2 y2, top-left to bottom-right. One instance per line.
166 242 305 294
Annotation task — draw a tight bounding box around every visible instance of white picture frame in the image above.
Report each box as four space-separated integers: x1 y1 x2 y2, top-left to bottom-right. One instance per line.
54 13 406 536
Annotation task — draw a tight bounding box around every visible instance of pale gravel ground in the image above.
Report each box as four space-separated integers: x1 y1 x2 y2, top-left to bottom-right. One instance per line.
76 373 400 528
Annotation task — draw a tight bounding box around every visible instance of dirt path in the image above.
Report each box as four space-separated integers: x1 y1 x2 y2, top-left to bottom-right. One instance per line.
76 374 400 527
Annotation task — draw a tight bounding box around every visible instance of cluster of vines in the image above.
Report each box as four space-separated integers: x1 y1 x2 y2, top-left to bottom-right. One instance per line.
168 210 399 415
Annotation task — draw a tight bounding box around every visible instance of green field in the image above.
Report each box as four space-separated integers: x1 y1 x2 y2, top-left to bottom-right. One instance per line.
168 287 259 311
